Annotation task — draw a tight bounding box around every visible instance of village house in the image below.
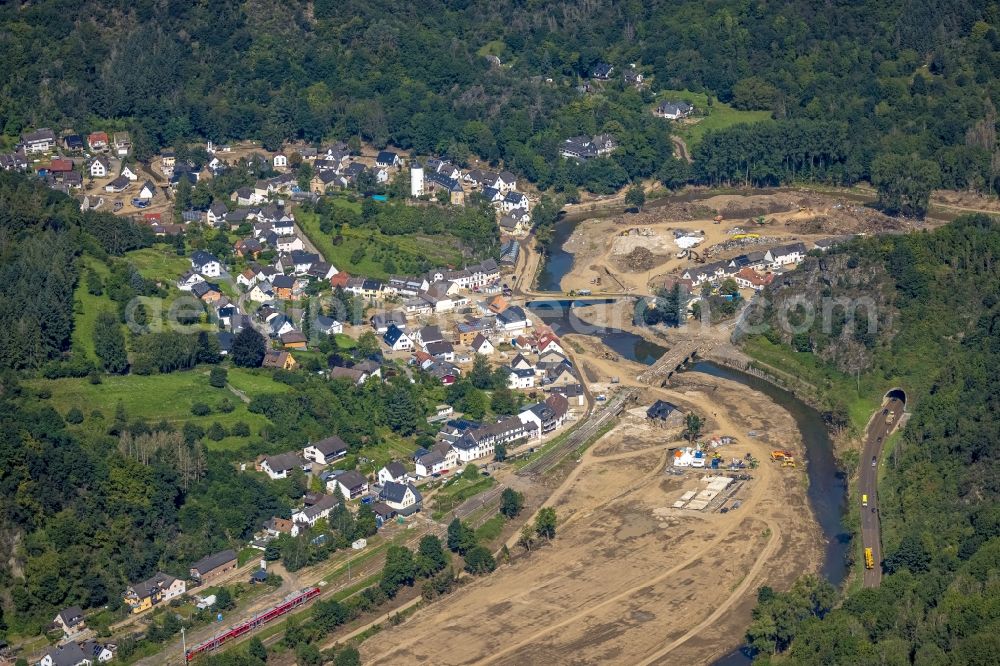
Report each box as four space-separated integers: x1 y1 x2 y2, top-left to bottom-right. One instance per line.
123 572 186 614
272 274 303 300
21 128 56 153
328 470 369 499
291 494 339 535
62 133 84 152
377 461 408 485
268 314 295 338
263 349 298 370
383 324 414 351
248 281 275 302
314 315 344 336
190 549 237 583
548 383 586 407
560 134 617 160
376 151 401 168
413 324 444 348
138 180 156 200
276 235 305 253
260 452 305 480
176 271 206 292
591 62 614 79
452 417 528 462
545 363 577 388
113 131 131 156
647 399 681 423
81 641 114 664
104 175 129 193
53 606 86 639
767 242 808 268
88 131 109 152
496 305 532 332
380 481 422 515
190 250 222 278
371 310 407 333
280 330 308 349
121 164 139 181
655 100 695 120
518 394 569 439
507 367 536 389
40 643 90 666
734 267 774 291
88 156 111 178
297 434 349 466
457 320 491 346
471 333 495 355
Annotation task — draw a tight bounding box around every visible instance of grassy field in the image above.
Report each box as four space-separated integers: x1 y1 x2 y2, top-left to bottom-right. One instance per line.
743 337 883 431
126 245 191 281
474 514 506 543
657 89 771 148
334 433 416 478
29 367 290 450
73 257 114 361
430 474 497 519
297 209 464 279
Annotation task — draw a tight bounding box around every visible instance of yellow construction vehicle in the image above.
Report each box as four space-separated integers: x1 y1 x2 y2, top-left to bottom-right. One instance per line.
864 547 875 570
770 450 795 462
781 458 797 468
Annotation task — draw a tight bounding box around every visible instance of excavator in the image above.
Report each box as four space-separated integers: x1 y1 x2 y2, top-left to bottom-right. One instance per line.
771 450 797 468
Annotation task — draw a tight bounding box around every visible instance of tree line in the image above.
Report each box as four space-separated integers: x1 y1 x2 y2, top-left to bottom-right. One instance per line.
747 215 1000 663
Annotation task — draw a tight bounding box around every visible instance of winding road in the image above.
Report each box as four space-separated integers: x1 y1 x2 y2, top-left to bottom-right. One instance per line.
859 396 904 587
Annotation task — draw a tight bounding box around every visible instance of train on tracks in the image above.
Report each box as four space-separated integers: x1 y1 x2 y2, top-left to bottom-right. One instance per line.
185 587 321 661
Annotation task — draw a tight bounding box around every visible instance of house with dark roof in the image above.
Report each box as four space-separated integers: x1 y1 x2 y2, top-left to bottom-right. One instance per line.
21 127 56 153
190 250 222 277
328 470 369 499
304 436 349 465
383 323 413 351
377 461 408 485
380 481 422 515
39 642 90 666
123 572 185 614
375 151 400 168
655 100 694 120
53 606 86 638
646 399 680 421
190 549 237 583
263 349 298 370
260 451 305 479
591 63 614 79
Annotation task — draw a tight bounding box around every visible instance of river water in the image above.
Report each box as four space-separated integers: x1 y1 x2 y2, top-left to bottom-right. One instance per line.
529 241 849 662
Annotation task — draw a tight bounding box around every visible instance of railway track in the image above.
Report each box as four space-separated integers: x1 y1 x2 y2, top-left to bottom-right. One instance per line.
518 388 636 477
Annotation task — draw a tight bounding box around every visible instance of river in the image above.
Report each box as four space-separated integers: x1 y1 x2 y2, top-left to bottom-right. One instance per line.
525 295 849 663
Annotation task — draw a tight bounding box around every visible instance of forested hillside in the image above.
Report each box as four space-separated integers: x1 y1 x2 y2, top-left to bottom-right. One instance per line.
744 216 1000 664
1 1 998 194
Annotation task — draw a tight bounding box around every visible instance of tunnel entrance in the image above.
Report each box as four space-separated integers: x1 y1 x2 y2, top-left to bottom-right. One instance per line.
884 387 906 408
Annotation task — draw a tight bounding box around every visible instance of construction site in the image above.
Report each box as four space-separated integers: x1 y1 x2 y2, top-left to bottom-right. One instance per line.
360 369 825 665
553 189 920 296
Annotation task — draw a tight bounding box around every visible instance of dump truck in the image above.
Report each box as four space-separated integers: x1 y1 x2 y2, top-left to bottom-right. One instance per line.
864 547 875 570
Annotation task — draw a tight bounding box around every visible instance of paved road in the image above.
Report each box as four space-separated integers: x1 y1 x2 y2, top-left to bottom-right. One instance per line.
860 397 904 587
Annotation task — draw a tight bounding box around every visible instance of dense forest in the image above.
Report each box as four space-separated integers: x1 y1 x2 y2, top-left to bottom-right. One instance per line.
1 1 998 195
745 216 1000 664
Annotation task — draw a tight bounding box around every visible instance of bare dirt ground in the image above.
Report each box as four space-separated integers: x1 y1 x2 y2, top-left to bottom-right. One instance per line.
361 374 823 666
555 189 924 295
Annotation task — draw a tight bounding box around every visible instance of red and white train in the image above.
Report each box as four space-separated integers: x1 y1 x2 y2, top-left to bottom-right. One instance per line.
185 587 321 661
